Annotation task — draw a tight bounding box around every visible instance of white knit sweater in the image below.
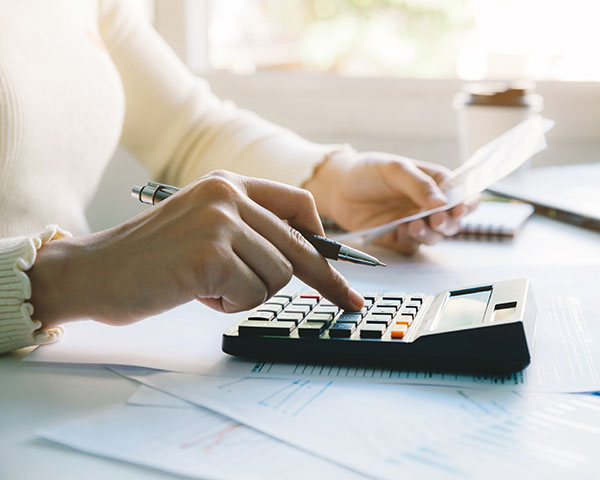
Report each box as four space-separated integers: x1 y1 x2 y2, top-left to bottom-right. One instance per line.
0 0 330 352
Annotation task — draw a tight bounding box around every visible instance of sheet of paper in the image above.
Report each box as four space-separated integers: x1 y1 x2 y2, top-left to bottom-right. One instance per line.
203 266 600 393
27 266 600 393
114 369 600 480
336 115 553 242
25 300 237 373
38 387 365 480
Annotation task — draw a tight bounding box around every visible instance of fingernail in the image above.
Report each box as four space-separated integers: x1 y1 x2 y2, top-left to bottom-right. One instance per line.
437 218 448 230
418 226 427 237
348 287 364 309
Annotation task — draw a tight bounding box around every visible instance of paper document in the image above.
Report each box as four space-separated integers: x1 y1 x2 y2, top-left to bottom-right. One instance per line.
39 386 364 480
202 266 600 393
27 266 600 393
114 369 600 480
337 115 553 242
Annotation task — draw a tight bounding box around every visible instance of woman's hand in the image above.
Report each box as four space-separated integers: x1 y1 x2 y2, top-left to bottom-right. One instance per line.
29 171 364 328
304 149 478 255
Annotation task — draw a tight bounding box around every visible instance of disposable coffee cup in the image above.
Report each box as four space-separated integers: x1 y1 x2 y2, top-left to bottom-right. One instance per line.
454 81 543 168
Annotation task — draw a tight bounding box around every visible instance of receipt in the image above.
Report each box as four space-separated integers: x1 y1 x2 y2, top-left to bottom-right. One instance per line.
336 115 553 243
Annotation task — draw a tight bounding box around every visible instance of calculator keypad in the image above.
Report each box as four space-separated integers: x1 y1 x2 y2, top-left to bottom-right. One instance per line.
237 293 426 341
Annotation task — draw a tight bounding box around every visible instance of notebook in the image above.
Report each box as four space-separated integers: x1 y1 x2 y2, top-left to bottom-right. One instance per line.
457 201 534 238
488 162 600 232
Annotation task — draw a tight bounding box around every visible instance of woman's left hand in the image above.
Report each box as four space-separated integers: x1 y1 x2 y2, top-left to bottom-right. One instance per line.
304 149 478 255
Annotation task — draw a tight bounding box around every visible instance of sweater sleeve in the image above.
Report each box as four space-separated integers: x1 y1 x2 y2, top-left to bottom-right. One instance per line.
0 226 70 354
97 0 333 189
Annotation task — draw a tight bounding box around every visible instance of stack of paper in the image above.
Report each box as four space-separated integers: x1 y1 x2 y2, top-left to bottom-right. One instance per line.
29 117 600 478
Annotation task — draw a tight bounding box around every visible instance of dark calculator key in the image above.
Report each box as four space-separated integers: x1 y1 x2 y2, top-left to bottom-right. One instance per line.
359 306 370 317
259 304 283 314
319 299 336 307
363 298 374 308
266 297 290 307
306 312 334 323
277 313 305 325
382 296 404 302
285 305 311 316
294 297 319 307
404 305 420 313
370 306 397 316
329 322 356 338
360 324 386 338
364 313 393 326
239 320 295 336
410 297 423 304
247 311 275 321
298 322 326 337
363 296 376 302
337 313 363 324
377 300 402 310
274 294 294 301
314 306 339 315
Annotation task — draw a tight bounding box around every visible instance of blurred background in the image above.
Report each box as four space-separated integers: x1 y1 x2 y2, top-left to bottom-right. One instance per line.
88 0 600 230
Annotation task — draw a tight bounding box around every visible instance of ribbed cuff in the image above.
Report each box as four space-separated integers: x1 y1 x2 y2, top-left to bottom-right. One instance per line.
0 225 71 353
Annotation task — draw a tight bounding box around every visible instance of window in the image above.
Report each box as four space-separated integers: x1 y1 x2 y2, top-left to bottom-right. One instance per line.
206 0 600 81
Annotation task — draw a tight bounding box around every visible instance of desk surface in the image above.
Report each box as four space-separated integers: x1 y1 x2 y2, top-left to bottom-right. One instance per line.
1 214 599 480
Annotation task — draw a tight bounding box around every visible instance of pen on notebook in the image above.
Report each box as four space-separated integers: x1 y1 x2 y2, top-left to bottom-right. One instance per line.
131 182 386 267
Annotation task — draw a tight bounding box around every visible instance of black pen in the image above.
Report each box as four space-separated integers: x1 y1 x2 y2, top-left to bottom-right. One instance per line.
131 182 386 267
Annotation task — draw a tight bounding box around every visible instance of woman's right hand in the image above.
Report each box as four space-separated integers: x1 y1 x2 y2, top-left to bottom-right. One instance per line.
29 170 364 328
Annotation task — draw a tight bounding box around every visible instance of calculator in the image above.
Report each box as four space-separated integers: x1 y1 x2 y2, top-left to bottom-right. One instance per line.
222 279 535 374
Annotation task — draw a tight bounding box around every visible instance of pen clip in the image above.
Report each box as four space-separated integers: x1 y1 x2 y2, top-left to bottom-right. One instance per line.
132 182 180 205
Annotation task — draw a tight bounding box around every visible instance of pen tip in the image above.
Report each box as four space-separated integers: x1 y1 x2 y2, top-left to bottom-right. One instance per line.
377 262 386 267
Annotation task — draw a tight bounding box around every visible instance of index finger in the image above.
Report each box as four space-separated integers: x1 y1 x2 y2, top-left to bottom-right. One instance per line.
239 197 364 312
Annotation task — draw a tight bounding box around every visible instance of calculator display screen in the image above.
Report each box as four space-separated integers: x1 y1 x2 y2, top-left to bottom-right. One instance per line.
431 288 492 331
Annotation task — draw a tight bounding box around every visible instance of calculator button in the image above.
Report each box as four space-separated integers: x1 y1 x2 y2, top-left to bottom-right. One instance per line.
329 322 355 338
382 296 403 302
277 313 305 325
318 299 336 307
285 305 311 316
410 297 423 304
363 298 375 308
337 313 363 324
404 305 420 314
363 296 376 303
266 297 291 307
274 294 294 302
300 294 321 300
390 324 408 339
239 320 295 336
399 313 415 322
294 297 319 307
314 306 339 315
370 306 397 316
364 313 393 326
247 311 275 321
395 318 411 327
306 312 335 323
258 304 283 314
298 322 326 337
376 300 402 310
360 324 386 338
359 306 370 317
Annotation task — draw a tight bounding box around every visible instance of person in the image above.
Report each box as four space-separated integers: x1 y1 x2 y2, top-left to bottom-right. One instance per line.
0 0 472 355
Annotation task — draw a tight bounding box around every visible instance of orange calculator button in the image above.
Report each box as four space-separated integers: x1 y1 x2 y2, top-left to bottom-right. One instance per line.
390 325 408 339
395 319 410 327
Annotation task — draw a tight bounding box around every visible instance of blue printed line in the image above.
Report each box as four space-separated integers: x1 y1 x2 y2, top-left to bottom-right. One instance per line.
293 380 333 417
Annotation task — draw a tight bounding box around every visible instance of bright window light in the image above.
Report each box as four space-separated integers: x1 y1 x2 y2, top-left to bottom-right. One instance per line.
206 0 600 80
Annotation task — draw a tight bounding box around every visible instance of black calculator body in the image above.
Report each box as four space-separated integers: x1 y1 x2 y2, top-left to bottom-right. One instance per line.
222 279 536 374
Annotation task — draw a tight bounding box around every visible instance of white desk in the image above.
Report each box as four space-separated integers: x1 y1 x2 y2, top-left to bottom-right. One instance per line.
1 214 599 480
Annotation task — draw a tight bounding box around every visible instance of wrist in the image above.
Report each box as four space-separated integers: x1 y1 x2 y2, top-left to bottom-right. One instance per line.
28 235 94 329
